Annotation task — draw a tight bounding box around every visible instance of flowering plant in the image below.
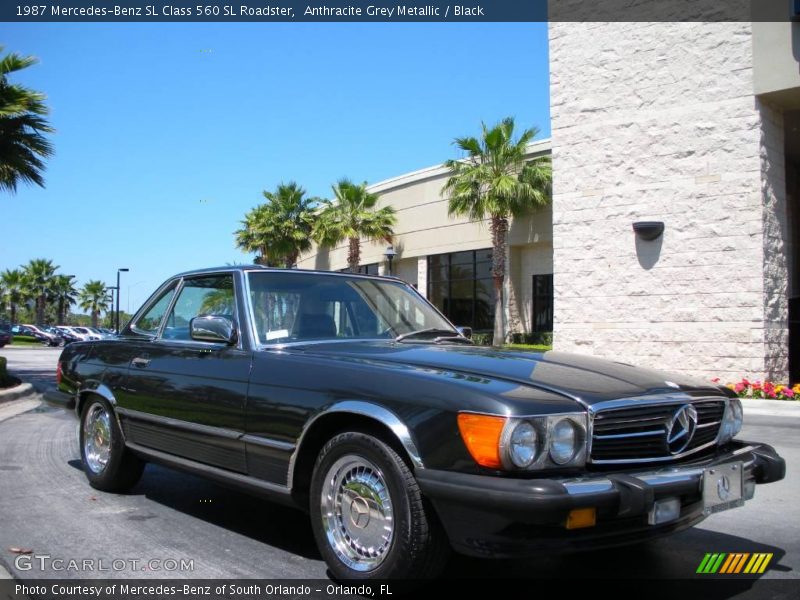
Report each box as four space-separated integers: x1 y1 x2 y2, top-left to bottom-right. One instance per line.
712 377 799 400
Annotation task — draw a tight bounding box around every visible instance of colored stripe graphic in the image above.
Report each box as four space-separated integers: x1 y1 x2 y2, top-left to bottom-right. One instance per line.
697 553 726 574
698 553 773 574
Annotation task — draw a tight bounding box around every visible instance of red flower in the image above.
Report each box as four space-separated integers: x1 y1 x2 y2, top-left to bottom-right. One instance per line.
734 383 745 393
711 377 720 383
784 388 794 398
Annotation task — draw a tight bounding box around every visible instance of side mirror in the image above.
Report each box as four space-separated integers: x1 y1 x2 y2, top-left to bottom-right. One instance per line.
456 326 473 339
190 316 237 345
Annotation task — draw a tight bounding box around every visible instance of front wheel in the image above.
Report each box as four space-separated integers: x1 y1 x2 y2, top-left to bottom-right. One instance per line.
79 398 144 492
310 431 449 580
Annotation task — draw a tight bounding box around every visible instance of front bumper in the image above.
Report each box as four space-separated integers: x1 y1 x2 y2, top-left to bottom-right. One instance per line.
416 441 785 558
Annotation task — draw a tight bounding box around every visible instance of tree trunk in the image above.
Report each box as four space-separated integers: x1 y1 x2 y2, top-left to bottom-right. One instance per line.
36 294 45 324
490 216 509 347
10 304 17 325
347 237 360 273
91 310 98 328
57 299 65 324
284 250 298 269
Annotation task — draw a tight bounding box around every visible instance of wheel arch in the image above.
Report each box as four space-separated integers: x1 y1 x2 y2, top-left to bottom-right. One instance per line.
289 400 424 507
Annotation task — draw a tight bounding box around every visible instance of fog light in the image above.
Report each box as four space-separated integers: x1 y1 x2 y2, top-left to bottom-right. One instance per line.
566 507 596 530
648 497 681 525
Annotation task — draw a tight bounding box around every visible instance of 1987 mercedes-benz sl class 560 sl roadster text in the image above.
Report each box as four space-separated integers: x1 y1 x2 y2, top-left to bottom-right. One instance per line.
45 266 786 579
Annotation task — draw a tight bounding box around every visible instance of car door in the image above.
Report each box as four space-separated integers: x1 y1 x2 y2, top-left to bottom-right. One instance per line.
118 273 251 473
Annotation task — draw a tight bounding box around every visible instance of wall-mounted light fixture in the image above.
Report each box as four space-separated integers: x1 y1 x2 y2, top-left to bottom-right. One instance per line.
384 245 397 275
632 221 665 241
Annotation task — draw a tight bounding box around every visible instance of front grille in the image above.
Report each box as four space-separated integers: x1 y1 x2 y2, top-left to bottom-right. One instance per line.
590 398 725 464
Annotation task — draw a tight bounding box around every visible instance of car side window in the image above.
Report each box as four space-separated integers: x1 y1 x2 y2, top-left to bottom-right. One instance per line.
162 275 236 342
129 284 177 335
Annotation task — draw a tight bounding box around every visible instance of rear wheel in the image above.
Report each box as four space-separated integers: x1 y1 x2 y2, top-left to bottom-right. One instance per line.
309 431 449 580
79 398 144 492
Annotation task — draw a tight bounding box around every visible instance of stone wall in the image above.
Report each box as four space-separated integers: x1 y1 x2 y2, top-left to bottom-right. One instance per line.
549 22 789 381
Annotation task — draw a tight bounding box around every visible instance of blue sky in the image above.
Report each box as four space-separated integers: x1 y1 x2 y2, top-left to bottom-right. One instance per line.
3 23 550 313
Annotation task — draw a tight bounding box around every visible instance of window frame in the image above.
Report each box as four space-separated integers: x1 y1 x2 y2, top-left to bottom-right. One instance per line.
155 273 240 347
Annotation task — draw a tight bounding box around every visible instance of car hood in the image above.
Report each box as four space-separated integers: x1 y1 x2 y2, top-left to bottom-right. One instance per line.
291 341 723 406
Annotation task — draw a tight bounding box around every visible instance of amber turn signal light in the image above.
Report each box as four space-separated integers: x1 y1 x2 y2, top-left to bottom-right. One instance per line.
457 413 506 469
566 507 597 530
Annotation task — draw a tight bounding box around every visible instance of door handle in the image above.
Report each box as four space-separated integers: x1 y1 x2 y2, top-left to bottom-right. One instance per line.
132 357 151 368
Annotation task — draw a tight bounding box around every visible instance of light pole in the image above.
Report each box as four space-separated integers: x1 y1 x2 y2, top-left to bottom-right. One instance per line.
116 268 129 334
384 245 396 276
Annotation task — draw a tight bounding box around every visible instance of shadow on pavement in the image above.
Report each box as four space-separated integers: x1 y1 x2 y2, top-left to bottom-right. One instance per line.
129 463 322 561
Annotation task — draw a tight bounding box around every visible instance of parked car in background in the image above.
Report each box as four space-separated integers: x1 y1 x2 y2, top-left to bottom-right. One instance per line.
23 324 63 347
0 323 11 348
46 266 786 580
67 327 102 342
54 326 82 345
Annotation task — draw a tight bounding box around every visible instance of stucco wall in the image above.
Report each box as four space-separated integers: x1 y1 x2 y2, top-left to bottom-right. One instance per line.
549 22 789 381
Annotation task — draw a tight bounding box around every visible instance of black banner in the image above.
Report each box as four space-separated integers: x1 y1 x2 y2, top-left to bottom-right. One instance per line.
0 0 798 23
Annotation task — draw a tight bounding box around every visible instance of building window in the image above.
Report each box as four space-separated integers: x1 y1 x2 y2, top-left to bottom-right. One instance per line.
427 249 494 331
338 263 379 275
532 274 553 332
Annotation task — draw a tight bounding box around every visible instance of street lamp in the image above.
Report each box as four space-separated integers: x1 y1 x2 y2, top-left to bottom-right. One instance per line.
384 245 396 276
116 268 129 334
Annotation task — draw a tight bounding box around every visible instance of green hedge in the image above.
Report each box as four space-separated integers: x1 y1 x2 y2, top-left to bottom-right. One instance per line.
471 332 554 347
0 356 8 386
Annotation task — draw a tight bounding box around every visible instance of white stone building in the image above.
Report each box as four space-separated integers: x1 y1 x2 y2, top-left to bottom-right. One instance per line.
298 21 800 384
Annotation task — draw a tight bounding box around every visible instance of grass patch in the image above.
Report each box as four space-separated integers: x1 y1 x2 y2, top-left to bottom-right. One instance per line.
10 336 44 347
504 343 552 352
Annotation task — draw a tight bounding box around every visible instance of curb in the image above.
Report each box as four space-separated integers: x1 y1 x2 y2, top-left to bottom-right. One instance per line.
0 383 36 404
741 398 800 418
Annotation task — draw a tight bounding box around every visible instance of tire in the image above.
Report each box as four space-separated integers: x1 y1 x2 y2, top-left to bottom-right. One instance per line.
309 431 450 580
79 397 144 492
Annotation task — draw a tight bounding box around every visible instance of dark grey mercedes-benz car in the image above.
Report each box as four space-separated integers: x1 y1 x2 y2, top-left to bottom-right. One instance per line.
46 266 786 579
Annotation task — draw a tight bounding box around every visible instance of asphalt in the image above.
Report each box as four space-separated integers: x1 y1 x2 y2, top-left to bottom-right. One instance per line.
0 347 797 592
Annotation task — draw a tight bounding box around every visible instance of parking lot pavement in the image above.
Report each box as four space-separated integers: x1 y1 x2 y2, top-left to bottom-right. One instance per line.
0 346 60 393
0 348 797 589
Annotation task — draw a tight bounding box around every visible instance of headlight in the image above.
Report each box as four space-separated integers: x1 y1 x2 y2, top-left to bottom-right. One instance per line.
459 412 586 471
550 418 579 464
718 398 744 444
508 421 539 467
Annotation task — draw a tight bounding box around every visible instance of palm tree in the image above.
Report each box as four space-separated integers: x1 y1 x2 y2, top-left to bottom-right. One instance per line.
235 182 317 268
443 117 552 346
0 268 27 324
78 280 109 328
51 274 78 324
22 258 57 324
313 179 396 273
0 47 54 193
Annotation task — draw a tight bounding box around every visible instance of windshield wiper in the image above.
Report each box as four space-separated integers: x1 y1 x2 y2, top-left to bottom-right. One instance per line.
395 328 471 344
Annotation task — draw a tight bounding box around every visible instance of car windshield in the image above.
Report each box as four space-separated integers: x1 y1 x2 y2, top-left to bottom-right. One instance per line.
247 271 455 345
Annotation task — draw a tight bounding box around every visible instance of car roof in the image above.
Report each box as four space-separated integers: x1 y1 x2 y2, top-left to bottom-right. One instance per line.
172 265 403 283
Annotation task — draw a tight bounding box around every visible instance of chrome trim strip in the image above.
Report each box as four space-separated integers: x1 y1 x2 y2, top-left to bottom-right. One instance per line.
562 479 615 495
588 394 702 412
125 440 290 496
594 429 663 440
590 439 719 465
288 400 424 491
697 420 721 429
241 434 296 452
115 407 242 440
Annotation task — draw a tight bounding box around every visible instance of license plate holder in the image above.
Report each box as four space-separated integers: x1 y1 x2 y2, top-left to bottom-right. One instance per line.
702 461 744 516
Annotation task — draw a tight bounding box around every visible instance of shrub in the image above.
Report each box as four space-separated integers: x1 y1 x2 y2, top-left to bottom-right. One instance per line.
472 332 493 346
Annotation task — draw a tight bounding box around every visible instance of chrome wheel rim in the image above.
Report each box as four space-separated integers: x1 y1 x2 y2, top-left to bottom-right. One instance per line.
83 403 112 474
320 455 394 572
